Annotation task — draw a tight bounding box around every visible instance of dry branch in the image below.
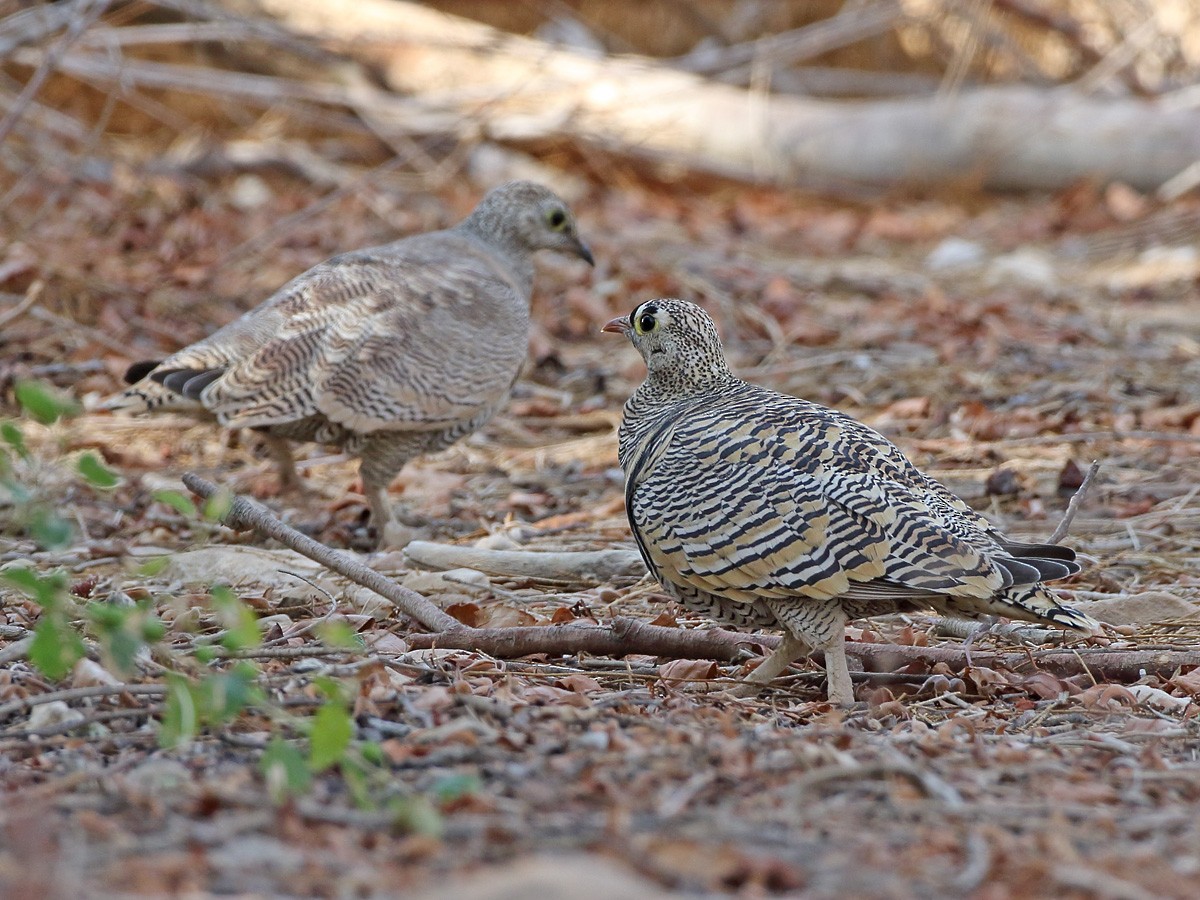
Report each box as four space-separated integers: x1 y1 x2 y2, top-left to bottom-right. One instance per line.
403 540 643 582
181 473 459 632
182 473 1200 689
239 0 1200 191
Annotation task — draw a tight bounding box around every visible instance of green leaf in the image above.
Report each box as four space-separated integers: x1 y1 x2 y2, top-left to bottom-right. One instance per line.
342 757 372 808
2 567 68 608
432 772 482 805
203 488 234 523
29 508 72 550
199 668 258 722
77 452 120 489
29 616 85 681
194 645 217 664
210 585 261 651
14 380 79 425
1 421 28 459
308 701 353 772
103 626 142 676
160 675 198 748
392 795 442 838
315 620 362 650
261 737 312 802
152 489 196 518
140 617 166 643
359 741 385 766
1 566 44 597
136 556 171 577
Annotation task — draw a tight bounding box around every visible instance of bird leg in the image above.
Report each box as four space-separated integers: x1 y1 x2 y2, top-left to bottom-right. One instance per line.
359 451 430 549
763 598 857 706
729 634 811 698
260 433 304 493
820 634 855 707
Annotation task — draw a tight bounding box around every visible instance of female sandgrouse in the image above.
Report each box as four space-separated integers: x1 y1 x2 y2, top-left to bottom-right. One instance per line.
604 298 1099 705
106 181 593 545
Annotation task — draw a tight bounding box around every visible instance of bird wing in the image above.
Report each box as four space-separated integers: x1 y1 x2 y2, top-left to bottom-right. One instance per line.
187 236 528 434
628 390 1011 608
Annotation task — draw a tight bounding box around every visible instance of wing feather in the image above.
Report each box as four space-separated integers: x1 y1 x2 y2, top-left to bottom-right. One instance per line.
629 389 1012 610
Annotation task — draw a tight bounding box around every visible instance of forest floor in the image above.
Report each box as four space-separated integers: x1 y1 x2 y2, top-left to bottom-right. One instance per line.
3 158 1200 897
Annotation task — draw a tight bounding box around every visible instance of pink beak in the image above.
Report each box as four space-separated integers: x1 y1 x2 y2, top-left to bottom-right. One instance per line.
601 315 631 335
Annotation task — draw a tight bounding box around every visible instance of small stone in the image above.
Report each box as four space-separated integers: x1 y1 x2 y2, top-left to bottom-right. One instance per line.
985 248 1057 288
1075 590 1197 625
28 701 84 732
228 174 272 211
924 237 986 271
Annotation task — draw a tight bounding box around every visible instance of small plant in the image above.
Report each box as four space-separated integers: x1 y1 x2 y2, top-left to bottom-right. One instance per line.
1 379 116 549
1 383 426 822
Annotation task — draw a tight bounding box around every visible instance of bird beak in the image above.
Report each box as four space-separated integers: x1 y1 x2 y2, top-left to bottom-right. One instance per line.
573 237 595 267
601 315 631 335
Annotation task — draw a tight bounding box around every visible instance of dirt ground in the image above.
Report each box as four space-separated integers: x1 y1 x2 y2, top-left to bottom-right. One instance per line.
3 154 1200 898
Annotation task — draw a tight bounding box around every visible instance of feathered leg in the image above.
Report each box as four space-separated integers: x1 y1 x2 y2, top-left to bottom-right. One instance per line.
757 598 855 705
730 634 811 697
261 433 303 493
358 435 427 548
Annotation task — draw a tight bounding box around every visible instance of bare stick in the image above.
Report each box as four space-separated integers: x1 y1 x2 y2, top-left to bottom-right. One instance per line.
0 684 166 722
1049 460 1101 544
404 541 643 582
181 473 459 632
406 617 774 662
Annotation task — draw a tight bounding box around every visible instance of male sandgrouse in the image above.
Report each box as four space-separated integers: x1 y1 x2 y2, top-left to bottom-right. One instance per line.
604 298 1100 705
106 181 593 545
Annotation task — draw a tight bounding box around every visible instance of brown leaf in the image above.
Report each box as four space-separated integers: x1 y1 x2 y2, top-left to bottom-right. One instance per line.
446 602 482 627
1057 458 1086 492
1076 684 1137 710
985 467 1021 496
883 396 930 420
479 605 538 628
521 684 590 707
658 658 719 683
1021 671 1071 699
1169 668 1200 697
555 673 603 694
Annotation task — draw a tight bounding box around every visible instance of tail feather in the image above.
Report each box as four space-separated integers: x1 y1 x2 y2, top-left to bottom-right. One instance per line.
124 359 162 384
999 538 1081 569
99 382 207 415
1005 583 1102 635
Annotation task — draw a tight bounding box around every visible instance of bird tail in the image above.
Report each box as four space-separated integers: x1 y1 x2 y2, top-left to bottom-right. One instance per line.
98 383 205 415
99 360 207 415
976 583 1102 635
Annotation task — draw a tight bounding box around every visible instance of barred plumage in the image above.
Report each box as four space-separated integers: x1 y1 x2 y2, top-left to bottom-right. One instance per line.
604 298 1100 705
104 181 593 544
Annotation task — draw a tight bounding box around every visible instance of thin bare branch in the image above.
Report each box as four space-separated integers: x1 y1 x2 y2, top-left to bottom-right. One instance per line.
1049 460 1101 544
181 473 460 632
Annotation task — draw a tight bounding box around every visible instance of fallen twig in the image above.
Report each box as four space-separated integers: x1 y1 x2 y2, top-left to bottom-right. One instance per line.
182 473 459 632
1049 459 1101 544
403 540 644 582
0 683 166 722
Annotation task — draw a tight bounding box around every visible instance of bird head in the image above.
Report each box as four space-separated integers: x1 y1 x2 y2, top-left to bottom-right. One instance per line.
602 298 732 390
466 181 593 265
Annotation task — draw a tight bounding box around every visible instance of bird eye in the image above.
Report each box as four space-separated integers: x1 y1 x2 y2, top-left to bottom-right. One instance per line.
546 208 567 230
637 312 657 333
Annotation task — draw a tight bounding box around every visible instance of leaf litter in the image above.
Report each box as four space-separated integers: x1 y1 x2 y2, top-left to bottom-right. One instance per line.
3 18 1200 900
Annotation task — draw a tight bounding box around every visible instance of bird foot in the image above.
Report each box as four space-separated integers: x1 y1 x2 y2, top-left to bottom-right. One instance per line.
374 520 431 549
